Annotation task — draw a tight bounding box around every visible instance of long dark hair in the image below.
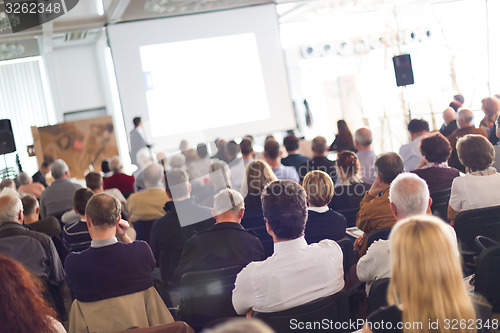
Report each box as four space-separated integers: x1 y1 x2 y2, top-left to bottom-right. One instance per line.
336 120 354 145
0 255 58 333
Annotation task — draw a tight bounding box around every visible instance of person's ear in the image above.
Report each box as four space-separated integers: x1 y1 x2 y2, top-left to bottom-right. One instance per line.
428 197 433 210
18 210 23 223
390 202 398 219
188 183 192 194
35 207 40 215
238 208 245 220
265 218 273 237
211 209 217 220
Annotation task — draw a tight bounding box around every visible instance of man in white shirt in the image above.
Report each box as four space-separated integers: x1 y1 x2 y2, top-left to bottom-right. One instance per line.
356 173 457 294
232 180 344 315
399 119 429 171
354 127 376 184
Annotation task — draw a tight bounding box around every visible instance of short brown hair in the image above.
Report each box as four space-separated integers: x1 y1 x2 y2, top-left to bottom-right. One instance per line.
283 135 299 152
74 188 94 216
85 193 121 228
457 134 494 172
239 139 253 156
264 140 280 160
312 136 327 154
374 152 405 184
21 195 38 216
302 170 334 207
420 133 451 163
85 172 102 191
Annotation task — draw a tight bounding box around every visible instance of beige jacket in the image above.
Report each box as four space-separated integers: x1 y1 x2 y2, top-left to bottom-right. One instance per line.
69 287 174 333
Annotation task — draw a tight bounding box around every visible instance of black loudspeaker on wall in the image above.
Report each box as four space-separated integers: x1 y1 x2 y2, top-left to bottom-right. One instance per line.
0 119 16 155
393 54 414 87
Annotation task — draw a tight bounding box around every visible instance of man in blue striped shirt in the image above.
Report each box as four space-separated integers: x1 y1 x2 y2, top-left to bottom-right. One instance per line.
63 188 94 252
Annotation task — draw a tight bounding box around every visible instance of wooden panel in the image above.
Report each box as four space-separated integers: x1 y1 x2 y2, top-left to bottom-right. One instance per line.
31 116 118 179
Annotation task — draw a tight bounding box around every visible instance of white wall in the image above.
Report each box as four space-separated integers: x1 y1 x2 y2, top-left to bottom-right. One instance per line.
47 44 106 122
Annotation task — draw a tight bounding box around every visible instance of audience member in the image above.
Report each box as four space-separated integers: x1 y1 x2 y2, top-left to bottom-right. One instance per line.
188 143 212 184
493 121 500 171
240 138 255 167
399 118 429 171
232 180 344 314
226 140 246 190
0 188 65 318
449 94 464 112
17 171 45 199
364 215 489 333
411 132 459 192
281 135 309 174
133 147 156 191
103 156 135 198
0 178 16 191
329 119 356 152
479 96 500 135
330 151 370 212
263 139 299 183
21 194 60 237
212 139 229 163
302 170 346 243
149 169 214 281
439 107 458 137
32 161 50 187
298 136 337 183
65 193 174 331
169 153 186 170
127 163 169 224
194 160 234 208
240 160 277 229
101 158 112 178
355 152 404 256
63 188 94 253
448 109 488 172
448 134 500 224
173 189 265 283
86 171 128 217
0 255 66 333
40 159 81 219
356 173 436 294
354 127 376 184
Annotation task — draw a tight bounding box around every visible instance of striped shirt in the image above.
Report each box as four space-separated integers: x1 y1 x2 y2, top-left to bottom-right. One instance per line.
63 220 91 252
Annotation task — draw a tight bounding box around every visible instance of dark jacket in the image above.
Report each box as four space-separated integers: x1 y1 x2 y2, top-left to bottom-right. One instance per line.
330 183 370 211
411 167 460 192
173 222 265 284
299 156 337 183
305 209 346 244
282 153 310 174
32 170 48 187
439 119 458 138
149 198 214 281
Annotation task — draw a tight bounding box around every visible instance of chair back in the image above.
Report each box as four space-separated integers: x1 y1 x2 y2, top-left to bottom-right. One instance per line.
367 278 390 316
247 225 274 258
134 219 156 243
179 265 244 330
366 228 391 250
430 188 451 221
160 250 182 284
454 205 500 253
253 291 349 333
475 244 500 312
336 238 354 275
336 207 359 228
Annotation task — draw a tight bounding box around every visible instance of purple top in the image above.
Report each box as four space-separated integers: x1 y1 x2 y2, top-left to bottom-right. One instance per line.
411 166 460 192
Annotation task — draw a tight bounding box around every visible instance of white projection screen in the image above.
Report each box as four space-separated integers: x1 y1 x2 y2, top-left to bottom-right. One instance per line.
107 4 295 151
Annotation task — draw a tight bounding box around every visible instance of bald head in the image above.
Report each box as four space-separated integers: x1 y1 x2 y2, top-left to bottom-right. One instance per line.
0 190 22 224
443 107 456 125
457 109 474 129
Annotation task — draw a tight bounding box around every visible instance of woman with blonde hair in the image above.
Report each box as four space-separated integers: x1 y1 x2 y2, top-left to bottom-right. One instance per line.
364 215 490 333
240 160 277 229
302 170 346 244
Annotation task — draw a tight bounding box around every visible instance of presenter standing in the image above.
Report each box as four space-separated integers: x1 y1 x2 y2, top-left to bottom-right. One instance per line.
129 117 151 166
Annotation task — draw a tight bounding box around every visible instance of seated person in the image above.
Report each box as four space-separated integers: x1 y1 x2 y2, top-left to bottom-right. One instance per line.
302 170 346 244
364 215 488 333
63 188 94 252
330 151 370 211
232 180 344 315
32 161 50 187
240 160 277 229
65 193 173 332
399 119 429 172
354 127 376 184
448 134 500 224
263 140 299 183
17 172 45 199
149 169 214 281
299 136 337 183
355 153 404 256
103 156 135 198
281 135 309 174
173 189 265 283
411 132 460 192
357 173 442 294
21 194 61 237
85 171 129 219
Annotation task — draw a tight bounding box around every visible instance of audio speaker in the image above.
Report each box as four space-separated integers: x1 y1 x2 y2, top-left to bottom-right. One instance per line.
0 119 16 155
393 54 414 86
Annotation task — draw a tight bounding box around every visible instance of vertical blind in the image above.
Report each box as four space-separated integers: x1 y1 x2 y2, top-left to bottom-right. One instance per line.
0 56 56 177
